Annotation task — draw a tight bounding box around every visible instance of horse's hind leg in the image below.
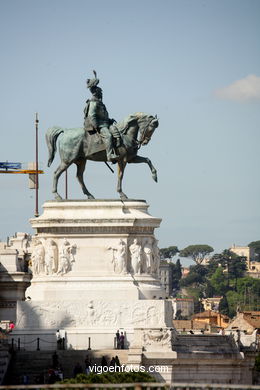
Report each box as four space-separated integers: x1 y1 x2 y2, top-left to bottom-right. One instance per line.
53 161 70 200
117 160 128 200
76 160 95 199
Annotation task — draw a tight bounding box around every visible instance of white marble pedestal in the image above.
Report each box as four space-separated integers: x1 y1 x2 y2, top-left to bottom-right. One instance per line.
15 199 172 350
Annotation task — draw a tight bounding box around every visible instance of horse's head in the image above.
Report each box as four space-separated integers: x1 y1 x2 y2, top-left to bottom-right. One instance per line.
137 114 159 146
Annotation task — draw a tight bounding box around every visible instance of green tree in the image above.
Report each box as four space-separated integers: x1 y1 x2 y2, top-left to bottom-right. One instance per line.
248 240 260 261
209 266 228 296
171 258 182 291
212 250 246 289
219 294 229 317
206 257 221 276
204 281 215 298
60 371 155 384
179 244 214 264
236 277 260 311
179 264 208 287
225 290 240 318
160 246 179 260
228 256 247 290
179 264 208 311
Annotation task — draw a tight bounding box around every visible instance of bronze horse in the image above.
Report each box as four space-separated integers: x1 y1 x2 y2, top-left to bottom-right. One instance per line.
46 112 159 200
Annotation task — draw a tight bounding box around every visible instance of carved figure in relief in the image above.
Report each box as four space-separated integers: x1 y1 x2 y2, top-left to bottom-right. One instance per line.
152 239 160 275
132 307 146 325
143 329 172 349
45 240 58 275
100 309 117 326
146 306 157 326
57 239 77 275
31 240 45 275
142 238 154 273
129 239 142 275
108 239 128 274
19 233 30 254
87 301 95 325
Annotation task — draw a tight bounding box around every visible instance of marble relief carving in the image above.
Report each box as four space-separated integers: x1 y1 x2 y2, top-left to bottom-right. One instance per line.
108 236 161 276
143 328 172 350
108 239 128 274
143 238 153 273
45 240 58 275
31 238 76 276
153 239 161 276
30 235 161 278
31 240 45 275
57 238 77 276
128 237 161 276
129 239 142 274
17 300 167 329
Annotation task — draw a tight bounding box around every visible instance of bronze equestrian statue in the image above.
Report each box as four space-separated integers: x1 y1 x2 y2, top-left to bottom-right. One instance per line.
46 71 159 200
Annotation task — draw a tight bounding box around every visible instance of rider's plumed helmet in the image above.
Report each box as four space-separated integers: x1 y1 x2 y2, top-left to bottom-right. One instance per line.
86 70 99 90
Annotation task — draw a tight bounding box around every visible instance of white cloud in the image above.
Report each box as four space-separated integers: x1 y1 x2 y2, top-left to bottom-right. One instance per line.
214 74 260 101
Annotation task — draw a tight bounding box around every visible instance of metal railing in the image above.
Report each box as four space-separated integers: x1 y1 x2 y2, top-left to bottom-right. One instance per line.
1 384 260 390
6 336 118 352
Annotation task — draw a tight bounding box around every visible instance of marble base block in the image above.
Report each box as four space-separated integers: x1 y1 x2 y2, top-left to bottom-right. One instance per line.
16 199 169 349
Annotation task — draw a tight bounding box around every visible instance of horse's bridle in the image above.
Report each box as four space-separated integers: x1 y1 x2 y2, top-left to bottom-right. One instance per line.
137 117 158 148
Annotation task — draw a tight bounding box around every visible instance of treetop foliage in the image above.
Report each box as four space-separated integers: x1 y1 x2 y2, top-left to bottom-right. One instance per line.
160 246 179 259
248 240 260 248
248 240 260 257
179 244 214 264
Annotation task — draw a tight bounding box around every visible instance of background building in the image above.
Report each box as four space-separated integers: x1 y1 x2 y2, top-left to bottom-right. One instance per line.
159 261 173 296
201 297 222 312
226 311 260 334
230 245 260 277
192 310 230 329
172 298 194 319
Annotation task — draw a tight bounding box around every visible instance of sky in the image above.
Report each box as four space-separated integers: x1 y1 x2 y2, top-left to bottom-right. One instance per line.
0 0 259 256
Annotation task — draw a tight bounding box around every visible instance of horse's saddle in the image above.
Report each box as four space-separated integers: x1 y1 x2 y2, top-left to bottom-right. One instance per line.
83 120 122 157
84 117 120 138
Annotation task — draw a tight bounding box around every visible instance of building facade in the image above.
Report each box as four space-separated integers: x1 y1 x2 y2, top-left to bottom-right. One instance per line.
230 244 260 277
159 261 173 296
172 298 194 319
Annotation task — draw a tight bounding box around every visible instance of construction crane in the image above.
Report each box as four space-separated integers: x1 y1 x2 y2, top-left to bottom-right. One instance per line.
0 114 44 217
0 161 44 218
0 161 44 175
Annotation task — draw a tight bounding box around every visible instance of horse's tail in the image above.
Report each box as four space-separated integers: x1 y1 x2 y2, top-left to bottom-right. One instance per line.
45 126 64 167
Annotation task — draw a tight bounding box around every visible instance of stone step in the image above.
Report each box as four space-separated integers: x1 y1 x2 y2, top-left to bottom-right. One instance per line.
6 349 129 385
172 335 239 355
174 335 234 345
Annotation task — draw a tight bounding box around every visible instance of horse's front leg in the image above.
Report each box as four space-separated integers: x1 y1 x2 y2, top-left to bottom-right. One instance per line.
129 155 157 182
117 161 128 199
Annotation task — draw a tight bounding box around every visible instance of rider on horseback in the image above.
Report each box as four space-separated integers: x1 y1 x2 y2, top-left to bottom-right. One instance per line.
84 71 119 162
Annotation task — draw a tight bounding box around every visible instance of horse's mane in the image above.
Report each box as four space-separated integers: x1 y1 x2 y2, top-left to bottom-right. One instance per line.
118 112 155 134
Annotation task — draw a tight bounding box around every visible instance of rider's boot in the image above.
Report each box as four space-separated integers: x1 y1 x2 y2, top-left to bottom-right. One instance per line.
107 150 119 162
104 137 119 162
115 136 121 147
100 128 119 162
